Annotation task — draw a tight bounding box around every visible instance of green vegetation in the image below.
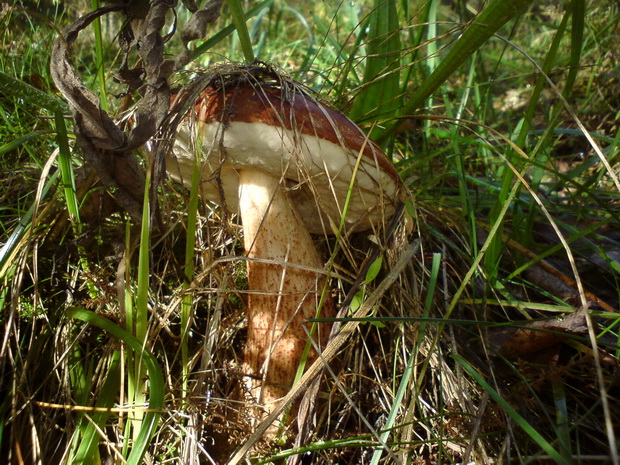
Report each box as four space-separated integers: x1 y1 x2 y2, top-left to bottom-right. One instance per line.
1 0 619 464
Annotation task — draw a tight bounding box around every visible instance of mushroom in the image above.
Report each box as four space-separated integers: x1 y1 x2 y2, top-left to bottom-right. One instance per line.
167 66 406 420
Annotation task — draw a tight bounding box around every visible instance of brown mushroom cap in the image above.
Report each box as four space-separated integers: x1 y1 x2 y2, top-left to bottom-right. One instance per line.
169 81 405 234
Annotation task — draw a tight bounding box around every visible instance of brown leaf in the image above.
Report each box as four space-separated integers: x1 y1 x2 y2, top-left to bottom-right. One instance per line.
489 308 590 360
175 0 222 70
50 3 175 224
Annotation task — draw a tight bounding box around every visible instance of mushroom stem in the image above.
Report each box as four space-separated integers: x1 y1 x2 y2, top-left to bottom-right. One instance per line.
238 169 334 414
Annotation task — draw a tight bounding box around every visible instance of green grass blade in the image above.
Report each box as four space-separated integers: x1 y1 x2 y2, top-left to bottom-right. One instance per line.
369 253 441 465
517 9 572 240
55 108 100 297
566 0 585 99
0 72 81 245
376 0 534 144
330 14 370 100
124 154 153 452
91 0 108 111
55 111 80 224
401 0 432 86
67 308 164 465
0 130 54 155
349 0 402 132
225 0 255 61
294 146 370 385
136 160 151 345
0 72 98 296
71 350 122 465
0 71 67 114
452 354 568 464
191 0 272 60
0 170 58 277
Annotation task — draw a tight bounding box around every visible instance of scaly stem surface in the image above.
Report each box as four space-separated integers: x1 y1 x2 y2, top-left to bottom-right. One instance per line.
238 170 334 416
